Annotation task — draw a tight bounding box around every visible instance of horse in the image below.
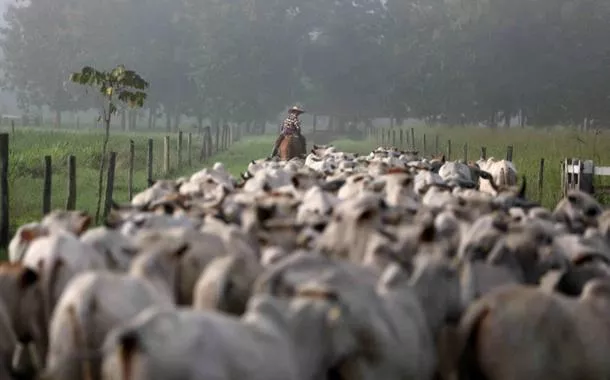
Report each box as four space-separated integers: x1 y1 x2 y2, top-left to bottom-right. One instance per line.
279 133 307 161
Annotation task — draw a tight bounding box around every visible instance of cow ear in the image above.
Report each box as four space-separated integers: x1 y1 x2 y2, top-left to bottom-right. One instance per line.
20 226 48 242
76 212 92 235
19 268 38 289
357 209 375 222
291 175 300 188
256 205 275 223
173 243 190 258
104 210 123 229
257 233 270 247
419 223 435 243
492 217 509 232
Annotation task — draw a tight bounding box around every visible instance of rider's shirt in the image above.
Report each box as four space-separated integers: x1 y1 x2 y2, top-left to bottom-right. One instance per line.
280 113 301 136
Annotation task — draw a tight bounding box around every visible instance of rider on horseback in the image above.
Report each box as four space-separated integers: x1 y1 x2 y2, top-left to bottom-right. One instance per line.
270 105 305 158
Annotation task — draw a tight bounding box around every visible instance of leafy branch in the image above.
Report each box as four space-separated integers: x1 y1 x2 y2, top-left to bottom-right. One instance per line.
70 64 148 223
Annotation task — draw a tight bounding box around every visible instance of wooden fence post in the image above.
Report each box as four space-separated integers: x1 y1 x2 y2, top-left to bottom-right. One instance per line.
66 155 76 210
164 136 170 175
463 143 468 162
480 147 487 160
103 152 117 219
187 132 192 167
215 124 220 153
506 145 513 161
221 125 225 150
0 133 8 248
128 139 135 201
410 128 415 150
206 126 213 159
177 131 183 170
147 139 153 187
200 128 207 162
423 134 427 156
42 156 52 216
399 129 404 148
447 140 452 161
538 158 545 202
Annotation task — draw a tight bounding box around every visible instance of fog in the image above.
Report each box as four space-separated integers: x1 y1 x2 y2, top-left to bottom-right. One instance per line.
0 0 608 132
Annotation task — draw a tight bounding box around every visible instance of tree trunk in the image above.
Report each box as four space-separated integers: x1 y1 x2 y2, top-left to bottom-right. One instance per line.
120 110 126 131
54 110 61 128
173 111 181 132
95 115 111 224
148 107 154 129
165 111 171 132
490 111 497 129
130 109 137 130
214 119 221 153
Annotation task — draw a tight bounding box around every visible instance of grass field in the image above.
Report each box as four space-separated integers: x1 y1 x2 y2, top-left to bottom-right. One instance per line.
3 125 610 240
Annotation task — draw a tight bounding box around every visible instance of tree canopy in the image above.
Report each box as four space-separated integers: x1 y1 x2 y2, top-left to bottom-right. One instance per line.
1 0 609 128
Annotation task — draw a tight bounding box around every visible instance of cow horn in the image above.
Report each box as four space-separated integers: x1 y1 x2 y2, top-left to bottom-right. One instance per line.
296 285 339 302
572 252 610 267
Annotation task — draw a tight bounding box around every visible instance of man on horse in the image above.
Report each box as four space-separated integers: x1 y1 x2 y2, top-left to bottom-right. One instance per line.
271 105 305 158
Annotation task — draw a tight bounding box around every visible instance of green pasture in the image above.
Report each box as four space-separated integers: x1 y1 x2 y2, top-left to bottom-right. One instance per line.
3 125 609 241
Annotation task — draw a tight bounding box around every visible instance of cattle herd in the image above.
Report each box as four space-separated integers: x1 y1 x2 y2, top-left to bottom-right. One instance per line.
1 144 608 380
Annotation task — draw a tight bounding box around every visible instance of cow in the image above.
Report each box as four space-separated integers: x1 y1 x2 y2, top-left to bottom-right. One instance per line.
456 279 610 380
476 158 518 195
41 271 173 380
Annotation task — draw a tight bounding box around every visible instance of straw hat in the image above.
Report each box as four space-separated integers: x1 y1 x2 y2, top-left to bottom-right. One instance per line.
288 105 305 114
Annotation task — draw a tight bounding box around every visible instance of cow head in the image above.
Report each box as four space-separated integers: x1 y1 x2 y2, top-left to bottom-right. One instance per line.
553 190 602 234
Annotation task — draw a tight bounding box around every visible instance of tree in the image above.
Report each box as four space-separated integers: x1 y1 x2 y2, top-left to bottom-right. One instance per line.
70 65 148 222
0 0 92 125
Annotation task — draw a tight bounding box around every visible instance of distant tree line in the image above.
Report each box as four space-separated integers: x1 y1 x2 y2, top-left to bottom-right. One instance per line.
1 0 609 130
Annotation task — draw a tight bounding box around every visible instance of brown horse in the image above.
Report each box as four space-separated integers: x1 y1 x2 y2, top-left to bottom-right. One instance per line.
279 133 307 160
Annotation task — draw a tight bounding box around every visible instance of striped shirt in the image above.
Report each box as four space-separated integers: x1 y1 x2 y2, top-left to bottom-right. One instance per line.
280 113 302 136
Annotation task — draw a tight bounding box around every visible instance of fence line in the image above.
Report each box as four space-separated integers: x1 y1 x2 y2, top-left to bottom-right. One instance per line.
0 123 244 249
0 124 557 249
